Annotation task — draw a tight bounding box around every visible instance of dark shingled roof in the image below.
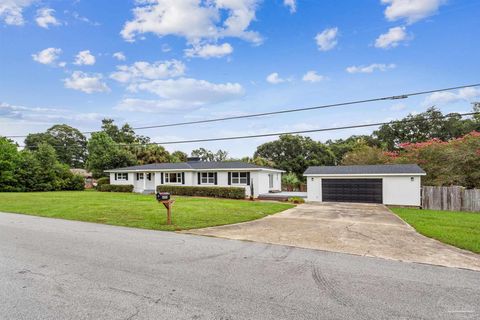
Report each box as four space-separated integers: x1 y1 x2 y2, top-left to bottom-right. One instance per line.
107 161 281 172
304 164 425 175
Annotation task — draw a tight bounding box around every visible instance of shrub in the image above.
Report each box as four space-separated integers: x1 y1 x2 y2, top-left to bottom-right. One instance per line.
157 185 245 199
288 197 305 204
97 184 134 193
96 177 110 187
66 174 85 191
282 172 300 191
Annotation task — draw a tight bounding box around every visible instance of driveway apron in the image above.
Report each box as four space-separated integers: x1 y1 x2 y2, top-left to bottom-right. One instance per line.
184 202 480 271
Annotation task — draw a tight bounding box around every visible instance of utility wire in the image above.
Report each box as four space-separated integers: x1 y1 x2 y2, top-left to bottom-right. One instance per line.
17 111 480 148
4 83 480 139
116 111 480 146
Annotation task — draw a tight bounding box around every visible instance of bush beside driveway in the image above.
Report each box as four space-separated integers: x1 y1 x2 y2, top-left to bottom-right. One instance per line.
0 191 293 231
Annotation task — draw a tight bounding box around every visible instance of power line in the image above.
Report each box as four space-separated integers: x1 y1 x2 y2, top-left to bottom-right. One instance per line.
16 111 480 148
4 83 480 139
116 111 480 146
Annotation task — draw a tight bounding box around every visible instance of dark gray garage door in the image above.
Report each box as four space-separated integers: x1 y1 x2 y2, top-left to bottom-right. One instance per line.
322 179 383 204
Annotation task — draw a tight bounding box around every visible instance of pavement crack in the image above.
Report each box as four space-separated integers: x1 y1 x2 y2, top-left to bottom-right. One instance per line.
345 223 376 241
125 306 140 320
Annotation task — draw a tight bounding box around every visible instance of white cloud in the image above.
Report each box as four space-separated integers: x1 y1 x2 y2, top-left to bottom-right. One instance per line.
381 0 446 24
32 47 62 65
302 71 325 83
121 0 262 45
284 0 296 13
346 63 396 74
0 0 36 26
74 50 96 65
0 101 105 124
113 52 126 61
375 26 408 49
35 8 60 28
110 60 186 83
423 87 480 106
116 78 244 112
315 27 338 51
64 71 110 94
266 72 288 84
185 43 233 58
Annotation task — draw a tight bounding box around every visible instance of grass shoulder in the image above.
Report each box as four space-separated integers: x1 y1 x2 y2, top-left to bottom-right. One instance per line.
391 207 480 254
0 191 294 231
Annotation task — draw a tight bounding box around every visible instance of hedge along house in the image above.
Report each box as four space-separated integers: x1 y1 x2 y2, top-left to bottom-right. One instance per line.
105 158 284 198
304 164 426 206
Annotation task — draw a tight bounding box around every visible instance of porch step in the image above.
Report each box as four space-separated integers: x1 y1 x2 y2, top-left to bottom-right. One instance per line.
141 189 155 195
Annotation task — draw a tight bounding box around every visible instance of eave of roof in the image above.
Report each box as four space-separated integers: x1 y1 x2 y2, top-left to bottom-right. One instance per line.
303 164 426 176
105 161 285 173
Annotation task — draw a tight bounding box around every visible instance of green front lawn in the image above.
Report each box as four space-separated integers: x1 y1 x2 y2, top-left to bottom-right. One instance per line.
0 191 293 231
391 208 480 254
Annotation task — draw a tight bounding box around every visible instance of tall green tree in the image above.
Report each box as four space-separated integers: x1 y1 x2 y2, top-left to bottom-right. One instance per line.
0 137 21 191
101 118 149 144
254 134 335 179
326 135 382 164
86 132 137 178
132 145 171 165
170 150 188 162
191 148 229 161
341 143 390 166
373 107 479 150
24 124 87 168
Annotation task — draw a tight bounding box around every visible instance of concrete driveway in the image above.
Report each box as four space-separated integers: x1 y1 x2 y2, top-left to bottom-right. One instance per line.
185 202 480 271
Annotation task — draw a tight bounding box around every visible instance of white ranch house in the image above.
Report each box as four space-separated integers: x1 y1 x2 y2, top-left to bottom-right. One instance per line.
106 159 284 198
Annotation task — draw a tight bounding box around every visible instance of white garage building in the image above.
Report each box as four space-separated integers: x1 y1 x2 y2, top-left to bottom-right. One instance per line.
304 164 426 206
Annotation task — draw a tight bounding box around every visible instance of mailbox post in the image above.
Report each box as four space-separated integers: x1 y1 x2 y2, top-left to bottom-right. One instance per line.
156 192 175 225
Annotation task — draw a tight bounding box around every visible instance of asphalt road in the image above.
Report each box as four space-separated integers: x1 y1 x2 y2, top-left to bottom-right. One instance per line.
1 213 479 320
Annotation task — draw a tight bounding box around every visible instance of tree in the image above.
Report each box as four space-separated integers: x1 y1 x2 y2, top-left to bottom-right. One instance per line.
341 143 390 165
0 137 21 191
132 145 171 165
86 132 137 178
373 107 479 150
24 124 87 168
254 134 335 179
240 156 276 168
326 135 382 164
101 119 149 144
170 150 188 162
191 148 229 161
282 172 300 191
390 132 480 188
15 143 84 191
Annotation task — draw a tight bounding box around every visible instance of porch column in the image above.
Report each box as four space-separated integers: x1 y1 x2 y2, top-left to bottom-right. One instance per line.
143 172 147 190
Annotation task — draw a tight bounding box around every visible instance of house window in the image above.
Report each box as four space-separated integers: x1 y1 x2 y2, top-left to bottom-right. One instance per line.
136 173 144 180
269 174 274 188
232 172 248 184
147 173 152 181
201 172 215 184
116 173 128 181
165 172 182 184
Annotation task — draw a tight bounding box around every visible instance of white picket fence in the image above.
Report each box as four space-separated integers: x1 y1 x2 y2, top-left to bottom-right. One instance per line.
422 186 480 212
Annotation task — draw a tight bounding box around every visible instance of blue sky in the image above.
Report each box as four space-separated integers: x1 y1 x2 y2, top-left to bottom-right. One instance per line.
1 0 479 157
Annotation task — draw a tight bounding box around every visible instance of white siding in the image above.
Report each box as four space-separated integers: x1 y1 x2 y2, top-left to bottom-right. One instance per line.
306 175 422 206
109 169 282 198
306 177 322 202
383 176 421 206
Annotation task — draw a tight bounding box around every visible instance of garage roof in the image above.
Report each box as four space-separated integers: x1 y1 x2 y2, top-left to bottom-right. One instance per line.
304 164 426 175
